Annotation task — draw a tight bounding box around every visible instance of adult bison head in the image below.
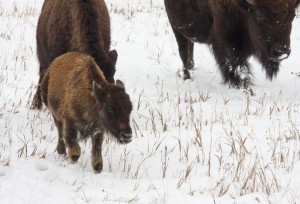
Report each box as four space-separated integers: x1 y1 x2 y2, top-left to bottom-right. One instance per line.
237 0 299 79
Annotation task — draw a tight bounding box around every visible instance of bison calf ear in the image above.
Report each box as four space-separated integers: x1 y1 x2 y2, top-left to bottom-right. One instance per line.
109 50 118 67
92 81 106 102
116 80 125 90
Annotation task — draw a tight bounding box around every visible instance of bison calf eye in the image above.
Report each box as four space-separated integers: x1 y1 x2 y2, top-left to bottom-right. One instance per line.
106 106 114 115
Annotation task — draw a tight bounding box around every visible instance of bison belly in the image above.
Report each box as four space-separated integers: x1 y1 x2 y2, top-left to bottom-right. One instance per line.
165 0 213 43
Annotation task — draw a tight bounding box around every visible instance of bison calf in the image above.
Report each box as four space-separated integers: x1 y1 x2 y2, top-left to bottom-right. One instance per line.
41 52 132 173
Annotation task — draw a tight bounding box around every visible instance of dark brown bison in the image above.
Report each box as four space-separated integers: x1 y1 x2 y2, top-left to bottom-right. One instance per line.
41 52 132 173
165 0 300 91
32 0 117 109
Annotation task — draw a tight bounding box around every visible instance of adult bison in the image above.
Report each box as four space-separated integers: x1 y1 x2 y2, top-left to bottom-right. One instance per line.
41 52 132 173
31 0 117 109
165 0 300 91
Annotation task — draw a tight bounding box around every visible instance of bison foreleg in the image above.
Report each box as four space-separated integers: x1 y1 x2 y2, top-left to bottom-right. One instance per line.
212 43 253 91
91 131 104 173
172 28 194 80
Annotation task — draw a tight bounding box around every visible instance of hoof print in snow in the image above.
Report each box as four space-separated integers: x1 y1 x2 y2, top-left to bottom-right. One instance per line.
35 163 49 172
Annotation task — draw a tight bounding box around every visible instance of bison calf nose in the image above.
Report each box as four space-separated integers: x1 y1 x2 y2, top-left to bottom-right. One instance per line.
119 131 132 144
272 46 291 61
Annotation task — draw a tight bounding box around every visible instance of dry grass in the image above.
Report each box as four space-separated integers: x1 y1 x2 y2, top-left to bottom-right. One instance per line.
0 0 300 203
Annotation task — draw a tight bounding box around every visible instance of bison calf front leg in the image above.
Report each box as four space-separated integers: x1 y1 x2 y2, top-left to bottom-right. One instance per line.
91 132 104 173
63 120 81 163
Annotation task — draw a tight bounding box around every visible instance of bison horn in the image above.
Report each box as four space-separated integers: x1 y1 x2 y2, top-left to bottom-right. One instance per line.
92 81 102 96
116 80 125 89
92 81 107 102
93 81 102 90
246 0 256 6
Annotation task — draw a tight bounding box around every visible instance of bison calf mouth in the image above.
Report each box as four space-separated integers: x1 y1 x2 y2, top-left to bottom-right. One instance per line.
118 132 132 144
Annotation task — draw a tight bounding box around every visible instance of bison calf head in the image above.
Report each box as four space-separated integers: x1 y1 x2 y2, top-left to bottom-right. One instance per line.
237 0 299 78
93 80 132 144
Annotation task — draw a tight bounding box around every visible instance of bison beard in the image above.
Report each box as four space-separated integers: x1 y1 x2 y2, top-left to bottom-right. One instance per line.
165 0 300 93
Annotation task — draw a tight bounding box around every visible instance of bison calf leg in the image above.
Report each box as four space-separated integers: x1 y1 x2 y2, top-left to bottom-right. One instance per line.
63 120 81 163
91 132 104 173
54 117 66 155
172 27 194 80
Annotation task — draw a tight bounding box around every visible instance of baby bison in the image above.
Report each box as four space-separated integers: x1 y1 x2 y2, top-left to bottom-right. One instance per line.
41 52 132 173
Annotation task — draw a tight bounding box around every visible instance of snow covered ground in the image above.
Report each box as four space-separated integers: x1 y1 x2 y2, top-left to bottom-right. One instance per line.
0 0 300 203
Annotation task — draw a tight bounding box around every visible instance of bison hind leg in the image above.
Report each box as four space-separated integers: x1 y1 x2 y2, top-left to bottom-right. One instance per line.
182 57 195 80
53 117 67 155
31 67 48 110
62 120 81 163
171 27 194 80
56 135 67 155
31 81 43 110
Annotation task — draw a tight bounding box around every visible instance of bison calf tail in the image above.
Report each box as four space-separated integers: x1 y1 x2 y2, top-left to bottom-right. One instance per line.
41 72 50 107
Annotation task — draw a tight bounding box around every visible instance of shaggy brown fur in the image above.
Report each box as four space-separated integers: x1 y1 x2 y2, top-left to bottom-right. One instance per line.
32 0 117 109
165 0 300 91
41 52 132 173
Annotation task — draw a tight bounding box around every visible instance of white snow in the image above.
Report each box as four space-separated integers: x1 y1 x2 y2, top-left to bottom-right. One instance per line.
0 0 300 203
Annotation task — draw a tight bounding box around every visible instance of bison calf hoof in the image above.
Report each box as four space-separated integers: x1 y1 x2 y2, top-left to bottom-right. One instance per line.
93 163 103 174
69 155 80 164
92 156 103 173
71 155 80 162
68 146 81 164
56 144 66 155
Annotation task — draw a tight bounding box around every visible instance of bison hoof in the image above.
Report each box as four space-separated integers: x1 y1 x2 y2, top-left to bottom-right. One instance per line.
93 163 103 174
183 69 192 80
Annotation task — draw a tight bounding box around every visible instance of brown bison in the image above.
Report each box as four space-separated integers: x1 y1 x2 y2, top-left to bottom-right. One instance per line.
41 52 132 173
165 0 300 91
32 0 117 109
